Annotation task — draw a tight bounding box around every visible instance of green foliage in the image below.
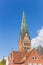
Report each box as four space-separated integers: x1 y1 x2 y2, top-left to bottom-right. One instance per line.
0 59 6 65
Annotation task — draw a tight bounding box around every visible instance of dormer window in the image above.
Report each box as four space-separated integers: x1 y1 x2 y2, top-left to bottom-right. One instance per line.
25 33 28 36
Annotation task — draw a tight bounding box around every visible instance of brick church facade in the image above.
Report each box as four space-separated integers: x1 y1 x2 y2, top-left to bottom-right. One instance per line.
8 12 43 65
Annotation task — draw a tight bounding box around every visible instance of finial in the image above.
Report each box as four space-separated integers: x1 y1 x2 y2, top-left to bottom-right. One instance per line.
23 10 25 18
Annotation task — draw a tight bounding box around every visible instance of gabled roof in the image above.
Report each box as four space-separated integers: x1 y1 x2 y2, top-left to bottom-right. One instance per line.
10 51 31 64
9 48 43 64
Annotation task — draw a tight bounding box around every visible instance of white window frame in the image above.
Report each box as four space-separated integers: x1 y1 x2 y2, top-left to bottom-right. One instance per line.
28 63 32 65
33 63 37 65
38 63 42 65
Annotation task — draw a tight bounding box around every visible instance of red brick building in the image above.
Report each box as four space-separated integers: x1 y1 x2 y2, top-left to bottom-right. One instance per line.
8 49 43 65
8 12 43 65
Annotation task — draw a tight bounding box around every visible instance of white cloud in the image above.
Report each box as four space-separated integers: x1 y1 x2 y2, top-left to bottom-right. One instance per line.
31 27 43 48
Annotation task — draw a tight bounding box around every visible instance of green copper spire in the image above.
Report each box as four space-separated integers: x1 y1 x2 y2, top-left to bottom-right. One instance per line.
20 11 30 41
21 11 27 32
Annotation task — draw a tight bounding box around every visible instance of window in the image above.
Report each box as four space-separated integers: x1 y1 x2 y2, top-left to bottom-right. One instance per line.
35 57 37 59
28 63 32 65
28 63 42 65
32 56 38 60
38 63 42 65
33 63 37 65
32 57 34 60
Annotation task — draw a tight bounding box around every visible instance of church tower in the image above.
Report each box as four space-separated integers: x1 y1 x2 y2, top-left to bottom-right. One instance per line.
18 11 31 52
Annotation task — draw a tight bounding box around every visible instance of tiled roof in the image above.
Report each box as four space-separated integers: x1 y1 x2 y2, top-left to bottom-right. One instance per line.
9 48 43 64
11 51 30 64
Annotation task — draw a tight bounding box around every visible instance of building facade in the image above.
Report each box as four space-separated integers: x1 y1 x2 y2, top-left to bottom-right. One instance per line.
8 12 43 65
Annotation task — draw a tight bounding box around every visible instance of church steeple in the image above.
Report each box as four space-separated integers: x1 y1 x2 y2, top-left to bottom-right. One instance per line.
20 11 30 41
18 11 31 52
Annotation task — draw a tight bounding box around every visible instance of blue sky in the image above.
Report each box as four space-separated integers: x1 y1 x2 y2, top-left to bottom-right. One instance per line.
0 0 43 59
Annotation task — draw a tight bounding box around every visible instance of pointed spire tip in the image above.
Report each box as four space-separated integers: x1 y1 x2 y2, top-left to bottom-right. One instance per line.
23 11 25 17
